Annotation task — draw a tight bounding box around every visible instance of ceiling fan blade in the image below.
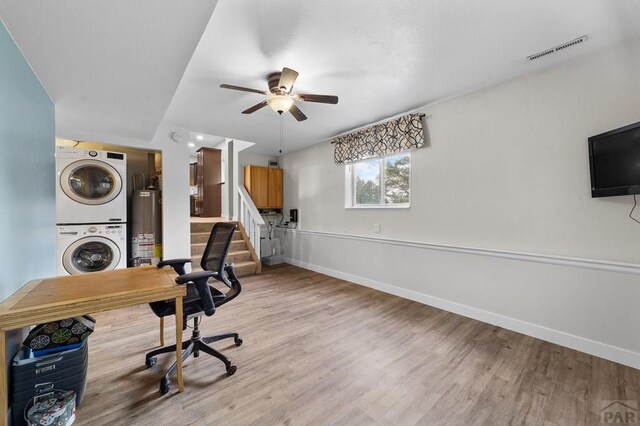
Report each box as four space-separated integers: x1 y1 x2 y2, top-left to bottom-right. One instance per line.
278 67 299 93
289 104 307 121
295 94 339 104
242 100 268 114
220 84 267 95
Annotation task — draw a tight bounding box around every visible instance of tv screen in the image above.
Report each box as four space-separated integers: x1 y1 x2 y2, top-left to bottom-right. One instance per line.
589 121 640 198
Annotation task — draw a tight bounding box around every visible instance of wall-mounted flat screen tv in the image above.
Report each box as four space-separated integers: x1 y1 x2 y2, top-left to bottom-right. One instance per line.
589 121 640 198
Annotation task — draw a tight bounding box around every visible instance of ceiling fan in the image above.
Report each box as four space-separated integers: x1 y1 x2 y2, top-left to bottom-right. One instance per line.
219 67 338 122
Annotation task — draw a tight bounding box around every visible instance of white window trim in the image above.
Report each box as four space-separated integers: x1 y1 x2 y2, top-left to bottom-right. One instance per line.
344 151 411 209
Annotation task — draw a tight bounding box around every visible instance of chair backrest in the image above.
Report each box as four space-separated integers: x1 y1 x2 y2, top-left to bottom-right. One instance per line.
200 222 237 273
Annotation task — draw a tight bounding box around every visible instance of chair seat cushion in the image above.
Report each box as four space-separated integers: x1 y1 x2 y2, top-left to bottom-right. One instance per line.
149 284 226 318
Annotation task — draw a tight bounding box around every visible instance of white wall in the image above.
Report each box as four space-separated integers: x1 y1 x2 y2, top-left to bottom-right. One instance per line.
56 124 192 260
279 41 640 368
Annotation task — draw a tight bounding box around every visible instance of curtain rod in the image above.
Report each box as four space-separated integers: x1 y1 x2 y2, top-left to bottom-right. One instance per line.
330 113 426 144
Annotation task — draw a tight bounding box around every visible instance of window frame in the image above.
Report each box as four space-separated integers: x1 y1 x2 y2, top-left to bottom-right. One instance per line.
344 151 412 209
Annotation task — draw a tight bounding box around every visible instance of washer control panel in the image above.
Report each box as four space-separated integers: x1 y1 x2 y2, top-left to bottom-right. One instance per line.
57 224 126 240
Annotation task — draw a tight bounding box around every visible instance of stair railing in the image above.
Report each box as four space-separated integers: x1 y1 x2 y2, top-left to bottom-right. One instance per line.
238 185 265 259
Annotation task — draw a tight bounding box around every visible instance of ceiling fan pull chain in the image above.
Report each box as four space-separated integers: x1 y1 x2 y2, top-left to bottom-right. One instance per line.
279 115 284 154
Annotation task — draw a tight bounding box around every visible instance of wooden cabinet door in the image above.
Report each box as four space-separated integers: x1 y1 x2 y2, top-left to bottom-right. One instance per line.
196 147 222 217
268 168 283 208
249 166 269 208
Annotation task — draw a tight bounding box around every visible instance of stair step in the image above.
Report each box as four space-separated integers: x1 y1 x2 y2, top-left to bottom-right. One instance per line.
230 240 247 250
189 221 259 278
232 261 259 277
190 221 238 234
190 230 243 244
191 240 246 256
191 250 251 265
191 260 257 278
227 250 252 263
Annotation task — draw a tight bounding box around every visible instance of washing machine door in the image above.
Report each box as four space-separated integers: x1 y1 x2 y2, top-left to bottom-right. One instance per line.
60 159 123 205
62 236 121 275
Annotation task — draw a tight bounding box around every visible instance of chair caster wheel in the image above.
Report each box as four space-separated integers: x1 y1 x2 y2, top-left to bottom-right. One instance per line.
145 357 157 368
235 338 243 347
160 379 171 395
227 365 237 376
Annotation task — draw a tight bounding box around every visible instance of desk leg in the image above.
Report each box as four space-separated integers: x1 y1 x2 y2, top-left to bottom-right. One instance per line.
175 297 184 392
159 317 165 347
1 330 7 425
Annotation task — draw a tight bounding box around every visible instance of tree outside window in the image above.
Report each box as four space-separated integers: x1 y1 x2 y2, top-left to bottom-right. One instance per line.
354 159 380 204
349 152 410 207
384 153 410 204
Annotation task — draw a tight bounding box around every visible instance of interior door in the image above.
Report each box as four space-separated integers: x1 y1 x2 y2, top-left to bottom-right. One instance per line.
60 159 123 205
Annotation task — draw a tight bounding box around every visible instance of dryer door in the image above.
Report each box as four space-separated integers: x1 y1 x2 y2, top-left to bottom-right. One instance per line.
60 159 123 205
62 236 121 275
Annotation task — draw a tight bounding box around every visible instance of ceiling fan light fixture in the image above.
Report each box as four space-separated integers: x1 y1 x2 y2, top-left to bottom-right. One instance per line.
220 67 337 121
267 94 294 114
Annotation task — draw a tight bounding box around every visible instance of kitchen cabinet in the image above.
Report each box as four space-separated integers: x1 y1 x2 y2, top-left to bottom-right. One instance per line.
244 165 283 209
189 162 197 186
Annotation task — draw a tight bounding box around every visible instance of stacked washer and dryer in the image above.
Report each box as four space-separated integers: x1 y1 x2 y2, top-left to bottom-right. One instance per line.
56 146 128 276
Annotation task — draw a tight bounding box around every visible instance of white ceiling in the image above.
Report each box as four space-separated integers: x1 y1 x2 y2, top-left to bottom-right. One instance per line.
164 0 640 155
0 0 218 140
2 1 640 155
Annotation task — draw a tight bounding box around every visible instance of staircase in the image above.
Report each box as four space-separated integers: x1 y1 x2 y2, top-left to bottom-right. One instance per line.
190 221 260 277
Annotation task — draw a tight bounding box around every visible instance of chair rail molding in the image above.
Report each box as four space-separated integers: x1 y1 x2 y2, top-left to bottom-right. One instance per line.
282 229 640 275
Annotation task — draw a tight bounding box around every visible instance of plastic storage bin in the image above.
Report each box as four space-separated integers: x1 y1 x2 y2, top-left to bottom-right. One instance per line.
11 341 88 426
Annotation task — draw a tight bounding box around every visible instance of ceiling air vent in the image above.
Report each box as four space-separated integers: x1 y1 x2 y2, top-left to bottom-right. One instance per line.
527 35 588 61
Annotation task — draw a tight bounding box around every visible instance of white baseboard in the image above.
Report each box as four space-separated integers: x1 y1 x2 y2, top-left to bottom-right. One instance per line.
284 256 640 370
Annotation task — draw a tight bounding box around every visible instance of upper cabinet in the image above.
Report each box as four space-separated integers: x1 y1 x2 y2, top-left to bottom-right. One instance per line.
267 167 283 208
244 165 283 209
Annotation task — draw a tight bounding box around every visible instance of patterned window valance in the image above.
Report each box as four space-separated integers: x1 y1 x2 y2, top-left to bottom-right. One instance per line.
332 113 425 164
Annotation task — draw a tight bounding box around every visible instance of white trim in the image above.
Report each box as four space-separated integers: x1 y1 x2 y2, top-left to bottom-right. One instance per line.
285 229 640 275
237 185 264 261
238 185 264 225
345 152 412 209
283 255 640 370
345 205 410 210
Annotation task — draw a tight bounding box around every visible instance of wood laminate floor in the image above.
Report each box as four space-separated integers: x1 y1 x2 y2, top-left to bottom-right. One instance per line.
75 264 640 425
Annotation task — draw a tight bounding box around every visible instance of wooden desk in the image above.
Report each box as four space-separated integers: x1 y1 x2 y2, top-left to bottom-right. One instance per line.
0 266 187 425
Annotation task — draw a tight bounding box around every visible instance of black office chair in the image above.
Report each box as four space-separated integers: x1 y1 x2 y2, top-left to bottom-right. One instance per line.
145 222 243 394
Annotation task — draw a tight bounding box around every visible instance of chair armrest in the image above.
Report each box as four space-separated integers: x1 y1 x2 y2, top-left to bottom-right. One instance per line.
223 264 239 287
157 258 193 275
174 270 218 285
174 271 218 316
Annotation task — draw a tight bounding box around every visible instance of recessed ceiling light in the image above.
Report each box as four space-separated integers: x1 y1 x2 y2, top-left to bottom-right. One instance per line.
196 135 204 140
188 143 195 147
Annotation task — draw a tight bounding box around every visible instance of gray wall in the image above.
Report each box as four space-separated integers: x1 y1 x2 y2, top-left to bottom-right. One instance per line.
0 20 55 300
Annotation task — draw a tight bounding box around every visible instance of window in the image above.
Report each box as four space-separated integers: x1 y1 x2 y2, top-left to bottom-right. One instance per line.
345 152 411 208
